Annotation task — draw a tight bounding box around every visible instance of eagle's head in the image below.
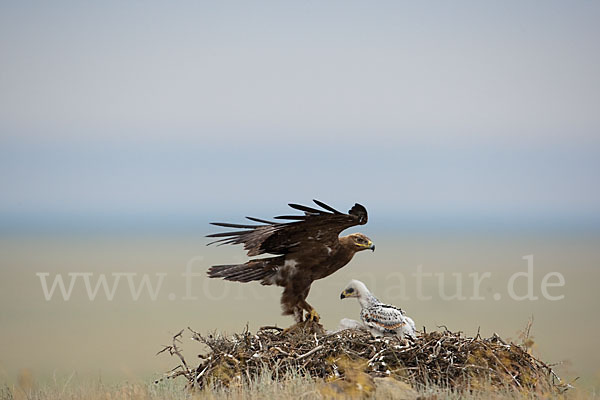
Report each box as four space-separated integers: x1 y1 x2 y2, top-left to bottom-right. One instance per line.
348 233 375 252
340 279 369 299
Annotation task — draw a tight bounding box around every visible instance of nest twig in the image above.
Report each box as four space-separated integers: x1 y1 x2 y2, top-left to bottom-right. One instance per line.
158 323 569 394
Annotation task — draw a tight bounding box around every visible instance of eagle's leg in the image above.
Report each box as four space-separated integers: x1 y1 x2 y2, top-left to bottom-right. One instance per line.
281 285 306 323
298 286 320 322
299 303 319 322
282 283 320 323
293 307 304 323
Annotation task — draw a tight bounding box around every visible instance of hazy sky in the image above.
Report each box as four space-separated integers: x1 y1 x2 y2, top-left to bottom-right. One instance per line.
1 1 599 230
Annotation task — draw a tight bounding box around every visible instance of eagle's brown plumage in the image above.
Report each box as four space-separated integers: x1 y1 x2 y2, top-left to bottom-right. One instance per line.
207 200 374 322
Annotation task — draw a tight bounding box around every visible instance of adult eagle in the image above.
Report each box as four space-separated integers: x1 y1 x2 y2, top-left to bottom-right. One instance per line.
207 200 374 323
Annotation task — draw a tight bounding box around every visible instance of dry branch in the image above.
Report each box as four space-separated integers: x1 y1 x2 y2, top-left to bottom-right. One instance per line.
158 323 569 394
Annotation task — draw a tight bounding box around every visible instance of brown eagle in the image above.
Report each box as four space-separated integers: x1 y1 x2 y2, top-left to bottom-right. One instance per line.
207 200 374 323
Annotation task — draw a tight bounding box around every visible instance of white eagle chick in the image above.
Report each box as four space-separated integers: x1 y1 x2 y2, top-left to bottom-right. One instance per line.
331 318 365 333
340 279 416 339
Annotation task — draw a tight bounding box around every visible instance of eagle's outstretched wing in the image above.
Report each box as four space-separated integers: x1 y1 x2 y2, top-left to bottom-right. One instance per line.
207 200 367 257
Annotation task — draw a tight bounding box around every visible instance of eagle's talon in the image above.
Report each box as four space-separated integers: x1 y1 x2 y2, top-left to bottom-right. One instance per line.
308 309 320 322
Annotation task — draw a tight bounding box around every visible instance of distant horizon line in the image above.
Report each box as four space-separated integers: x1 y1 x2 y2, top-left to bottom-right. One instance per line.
1 211 599 236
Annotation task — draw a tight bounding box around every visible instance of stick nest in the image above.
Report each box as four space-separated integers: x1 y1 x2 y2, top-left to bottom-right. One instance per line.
158 321 568 394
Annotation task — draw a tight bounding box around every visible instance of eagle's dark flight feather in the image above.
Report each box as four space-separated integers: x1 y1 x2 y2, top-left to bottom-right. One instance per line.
206 200 367 257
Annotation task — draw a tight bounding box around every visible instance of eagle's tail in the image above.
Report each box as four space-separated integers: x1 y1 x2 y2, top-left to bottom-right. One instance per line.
207 258 278 284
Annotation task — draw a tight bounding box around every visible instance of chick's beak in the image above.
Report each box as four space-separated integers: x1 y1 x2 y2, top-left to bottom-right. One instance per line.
340 291 346 299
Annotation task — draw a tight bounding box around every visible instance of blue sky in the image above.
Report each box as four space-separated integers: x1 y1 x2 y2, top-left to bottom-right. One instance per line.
1 1 599 232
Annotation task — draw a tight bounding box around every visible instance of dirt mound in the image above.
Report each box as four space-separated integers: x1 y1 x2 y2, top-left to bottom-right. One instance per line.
158 322 568 394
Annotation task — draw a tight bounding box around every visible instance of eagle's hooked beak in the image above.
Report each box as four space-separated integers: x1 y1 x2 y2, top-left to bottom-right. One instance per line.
369 242 375 252
340 288 356 299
